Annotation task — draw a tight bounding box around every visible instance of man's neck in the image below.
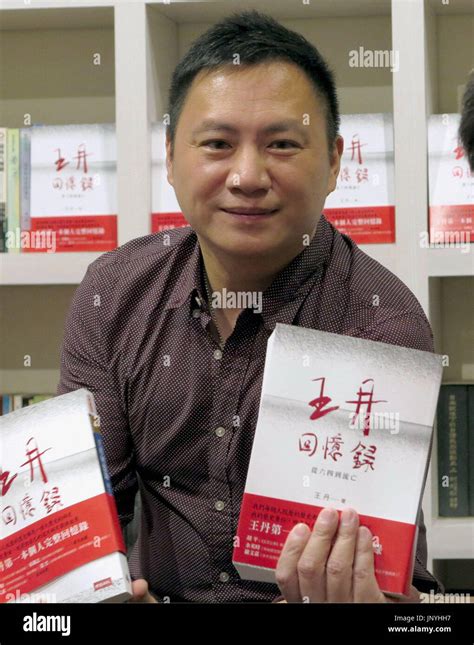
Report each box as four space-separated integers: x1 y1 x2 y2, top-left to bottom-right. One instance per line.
199 232 316 296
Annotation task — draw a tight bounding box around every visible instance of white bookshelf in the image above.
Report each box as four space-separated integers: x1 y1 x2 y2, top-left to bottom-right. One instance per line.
0 0 473 584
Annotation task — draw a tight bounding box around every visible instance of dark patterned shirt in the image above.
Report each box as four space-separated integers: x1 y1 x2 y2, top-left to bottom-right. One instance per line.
57 213 444 602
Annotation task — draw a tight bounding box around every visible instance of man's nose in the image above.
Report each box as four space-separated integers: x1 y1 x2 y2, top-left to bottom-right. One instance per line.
225 146 271 193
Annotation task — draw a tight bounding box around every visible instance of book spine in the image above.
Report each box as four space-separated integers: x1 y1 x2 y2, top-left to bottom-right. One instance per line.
2 394 11 414
93 431 114 496
20 128 31 233
6 128 20 254
468 385 474 516
13 394 23 410
0 128 7 252
437 384 469 516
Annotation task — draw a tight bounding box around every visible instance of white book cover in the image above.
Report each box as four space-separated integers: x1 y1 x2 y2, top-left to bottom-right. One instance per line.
150 122 189 233
233 324 443 596
24 124 117 252
428 114 473 242
0 389 132 603
0 127 7 253
323 113 395 244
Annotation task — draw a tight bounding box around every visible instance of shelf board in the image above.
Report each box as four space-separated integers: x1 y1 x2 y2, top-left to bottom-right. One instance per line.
0 369 59 394
427 0 474 15
428 247 474 277
0 252 101 285
148 0 391 22
0 3 114 30
430 518 474 560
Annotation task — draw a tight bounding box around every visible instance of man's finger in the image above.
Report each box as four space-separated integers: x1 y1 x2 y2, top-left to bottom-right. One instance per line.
275 522 311 602
128 578 159 603
297 507 339 603
352 526 385 603
325 508 359 602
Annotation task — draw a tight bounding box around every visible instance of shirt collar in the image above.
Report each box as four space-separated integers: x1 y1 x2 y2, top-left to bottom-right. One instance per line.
164 213 334 329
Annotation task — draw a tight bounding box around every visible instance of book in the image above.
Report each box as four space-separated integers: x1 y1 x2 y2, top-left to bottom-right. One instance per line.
0 127 7 252
428 114 473 245
150 122 189 233
467 386 474 516
323 113 395 244
20 128 31 234
233 323 443 597
0 388 132 603
6 128 20 254
437 384 470 517
23 123 117 252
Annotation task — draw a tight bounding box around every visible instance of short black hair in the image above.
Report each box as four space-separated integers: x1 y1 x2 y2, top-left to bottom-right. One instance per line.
459 71 474 171
166 10 339 155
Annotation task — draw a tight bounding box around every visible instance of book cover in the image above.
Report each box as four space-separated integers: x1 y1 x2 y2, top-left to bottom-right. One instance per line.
428 114 473 244
467 385 474 516
233 324 442 597
0 389 132 603
20 128 31 234
437 384 470 517
150 122 189 233
23 124 117 252
0 127 7 253
323 113 395 244
6 128 20 255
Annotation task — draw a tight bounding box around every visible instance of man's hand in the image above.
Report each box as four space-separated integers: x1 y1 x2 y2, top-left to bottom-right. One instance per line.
127 578 159 603
275 507 418 603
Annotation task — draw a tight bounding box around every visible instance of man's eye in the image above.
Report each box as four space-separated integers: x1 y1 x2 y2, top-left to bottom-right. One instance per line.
202 140 231 150
270 140 299 149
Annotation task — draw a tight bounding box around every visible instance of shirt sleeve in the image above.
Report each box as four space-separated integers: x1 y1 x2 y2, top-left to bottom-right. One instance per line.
355 310 444 593
56 264 138 531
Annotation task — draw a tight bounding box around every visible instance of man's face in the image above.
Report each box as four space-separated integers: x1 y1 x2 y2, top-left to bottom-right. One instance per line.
166 60 343 260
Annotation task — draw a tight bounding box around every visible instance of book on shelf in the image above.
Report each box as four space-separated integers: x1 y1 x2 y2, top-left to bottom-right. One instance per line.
428 114 474 245
0 127 7 252
0 124 118 253
436 383 473 517
151 122 189 233
0 388 132 603
1 394 54 415
469 387 474 517
232 323 443 597
6 128 20 255
323 113 396 244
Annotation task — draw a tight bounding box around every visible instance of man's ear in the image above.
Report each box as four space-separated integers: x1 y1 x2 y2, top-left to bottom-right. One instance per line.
326 135 344 196
165 132 174 187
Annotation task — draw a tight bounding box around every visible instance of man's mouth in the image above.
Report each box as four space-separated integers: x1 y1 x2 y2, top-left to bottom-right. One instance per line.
221 207 278 218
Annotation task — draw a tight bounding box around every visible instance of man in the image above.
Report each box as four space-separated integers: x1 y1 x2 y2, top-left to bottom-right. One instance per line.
58 11 443 603
459 70 474 172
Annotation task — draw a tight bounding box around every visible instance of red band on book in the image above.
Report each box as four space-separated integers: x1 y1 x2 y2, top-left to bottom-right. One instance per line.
323 205 395 244
0 492 126 601
233 492 415 596
429 205 474 239
22 214 117 252
151 212 188 232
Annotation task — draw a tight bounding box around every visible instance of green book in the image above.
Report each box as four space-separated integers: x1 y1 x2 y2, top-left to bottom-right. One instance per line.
468 386 474 516
6 128 20 254
437 384 469 516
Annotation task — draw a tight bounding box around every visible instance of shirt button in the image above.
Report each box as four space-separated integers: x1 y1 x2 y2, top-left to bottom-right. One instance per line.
214 500 225 511
219 572 230 583
215 426 226 437
192 309 201 318
213 349 223 360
